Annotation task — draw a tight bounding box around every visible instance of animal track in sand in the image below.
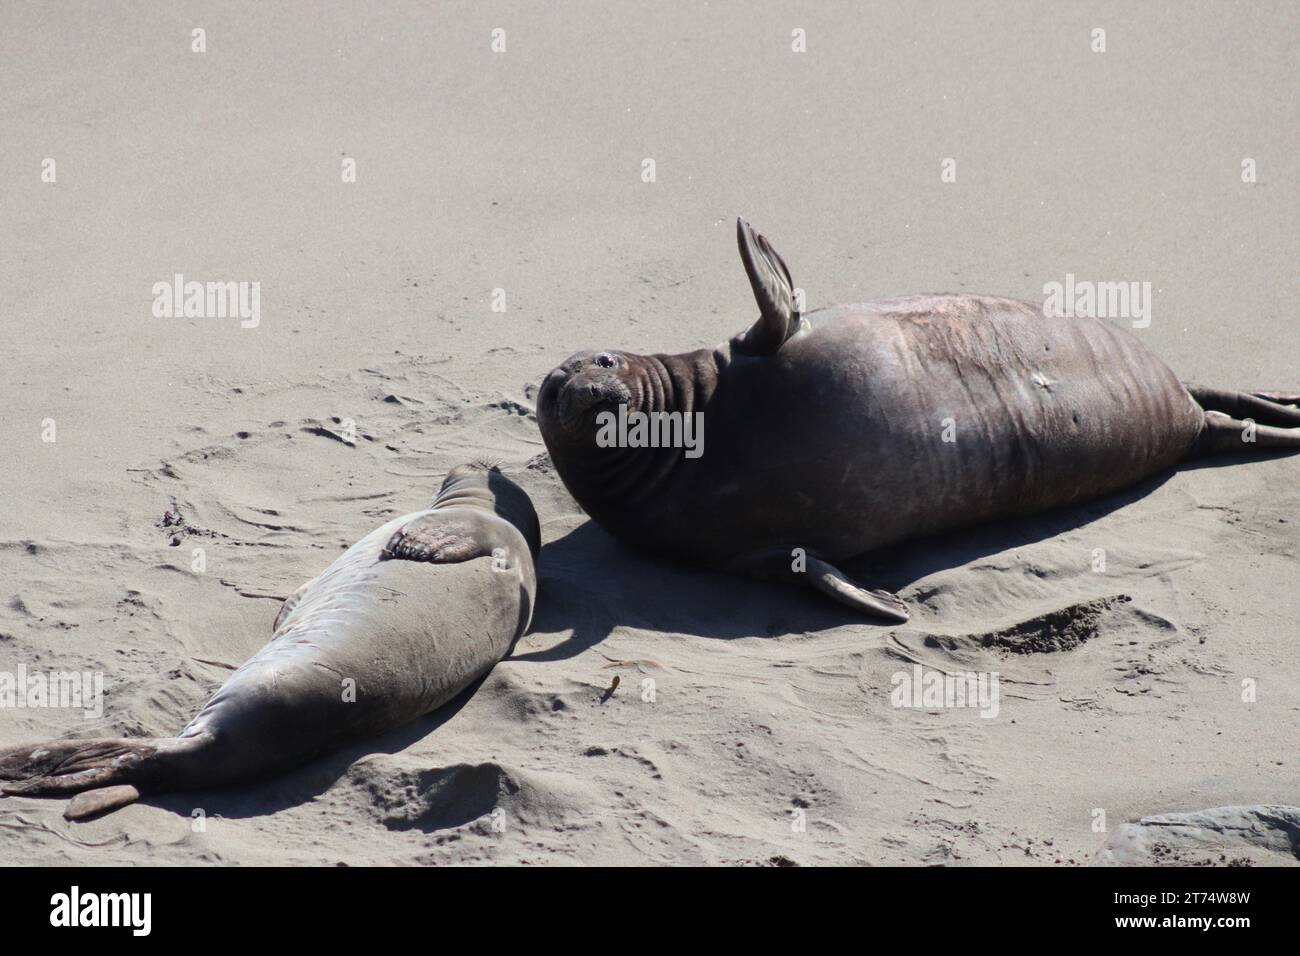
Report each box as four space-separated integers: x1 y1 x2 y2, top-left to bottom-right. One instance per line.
921 594 1181 659
968 595 1135 654
888 594 1185 694
353 761 591 834
914 595 1137 658
579 746 663 779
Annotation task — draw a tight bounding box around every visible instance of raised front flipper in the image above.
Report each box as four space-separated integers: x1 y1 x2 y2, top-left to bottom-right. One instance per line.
735 217 803 355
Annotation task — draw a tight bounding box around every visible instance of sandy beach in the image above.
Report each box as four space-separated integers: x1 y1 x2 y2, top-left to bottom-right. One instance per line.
1 1 1297 865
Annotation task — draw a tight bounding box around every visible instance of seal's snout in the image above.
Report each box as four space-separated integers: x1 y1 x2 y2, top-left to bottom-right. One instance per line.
557 373 630 429
537 351 633 434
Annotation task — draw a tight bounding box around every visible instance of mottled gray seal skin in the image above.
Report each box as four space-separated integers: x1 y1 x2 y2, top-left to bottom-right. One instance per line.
538 218 1300 623
0 463 540 820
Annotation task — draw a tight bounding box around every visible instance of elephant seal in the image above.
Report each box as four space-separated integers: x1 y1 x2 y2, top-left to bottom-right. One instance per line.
0 462 540 820
537 218 1300 622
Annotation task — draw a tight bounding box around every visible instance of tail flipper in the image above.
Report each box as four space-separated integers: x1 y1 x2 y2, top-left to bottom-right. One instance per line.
1185 385 1300 457
67 785 143 821
1186 385 1300 427
0 737 164 820
1252 391 1300 407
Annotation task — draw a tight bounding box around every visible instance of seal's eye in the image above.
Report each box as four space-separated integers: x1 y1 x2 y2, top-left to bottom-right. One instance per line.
594 352 617 369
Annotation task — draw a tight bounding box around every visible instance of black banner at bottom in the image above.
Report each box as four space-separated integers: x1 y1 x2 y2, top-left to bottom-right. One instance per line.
4 863 1281 940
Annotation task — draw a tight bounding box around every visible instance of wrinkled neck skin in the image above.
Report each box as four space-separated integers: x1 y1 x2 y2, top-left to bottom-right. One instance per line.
432 482 496 512
558 346 724 514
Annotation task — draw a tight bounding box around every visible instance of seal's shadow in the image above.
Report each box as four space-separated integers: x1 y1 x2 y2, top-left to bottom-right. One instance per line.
520 468 1206 659
140 453 1287 822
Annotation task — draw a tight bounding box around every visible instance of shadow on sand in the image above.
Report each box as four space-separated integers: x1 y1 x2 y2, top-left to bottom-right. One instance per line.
144 675 491 827
519 450 1296 661
140 450 1294 825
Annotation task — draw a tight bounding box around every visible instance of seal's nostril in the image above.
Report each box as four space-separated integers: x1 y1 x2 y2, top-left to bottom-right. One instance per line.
587 384 600 398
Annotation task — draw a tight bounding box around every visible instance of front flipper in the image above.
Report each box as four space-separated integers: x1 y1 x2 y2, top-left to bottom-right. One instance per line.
381 516 490 564
733 549 910 624
735 217 802 355
804 556 910 623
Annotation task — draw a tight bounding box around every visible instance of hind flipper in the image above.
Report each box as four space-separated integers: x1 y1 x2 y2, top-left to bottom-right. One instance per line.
0 737 160 812
1 768 119 796
1252 391 1300 406
66 785 142 821
1193 410 1300 457
1186 385 1300 427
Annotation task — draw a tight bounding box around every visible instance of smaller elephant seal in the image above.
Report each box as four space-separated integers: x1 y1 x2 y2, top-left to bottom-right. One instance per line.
0 462 540 820
537 218 1300 623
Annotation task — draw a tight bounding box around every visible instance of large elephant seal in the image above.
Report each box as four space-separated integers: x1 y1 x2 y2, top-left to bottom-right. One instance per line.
537 218 1300 622
0 462 540 820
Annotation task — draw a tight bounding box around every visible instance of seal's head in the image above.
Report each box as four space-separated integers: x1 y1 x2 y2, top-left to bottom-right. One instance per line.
536 350 637 442
434 460 541 560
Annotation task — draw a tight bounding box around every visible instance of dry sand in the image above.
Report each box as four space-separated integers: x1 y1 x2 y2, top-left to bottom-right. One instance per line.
1 1 1297 865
